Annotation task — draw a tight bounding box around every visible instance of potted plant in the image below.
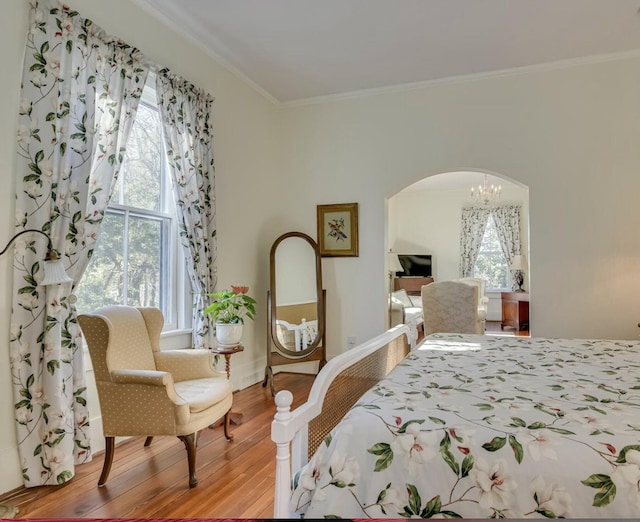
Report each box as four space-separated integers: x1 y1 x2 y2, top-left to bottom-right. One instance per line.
205 285 257 345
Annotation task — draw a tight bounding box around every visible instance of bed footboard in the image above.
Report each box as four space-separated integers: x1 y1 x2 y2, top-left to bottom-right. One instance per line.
271 325 411 518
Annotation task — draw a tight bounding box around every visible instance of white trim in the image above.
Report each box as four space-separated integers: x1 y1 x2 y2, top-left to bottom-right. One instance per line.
160 328 192 339
280 49 640 108
130 0 279 106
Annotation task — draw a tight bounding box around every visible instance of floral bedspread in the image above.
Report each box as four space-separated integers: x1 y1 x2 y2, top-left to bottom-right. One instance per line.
290 334 640 518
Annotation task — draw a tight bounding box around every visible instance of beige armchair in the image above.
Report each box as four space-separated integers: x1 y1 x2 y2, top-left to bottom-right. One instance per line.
454 277 489 329
78 305 233 489
422 281 484 336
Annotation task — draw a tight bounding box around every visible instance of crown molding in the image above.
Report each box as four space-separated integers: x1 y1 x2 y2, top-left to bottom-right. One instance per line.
130 0 280 106
123 4 640 110
280 49 640 108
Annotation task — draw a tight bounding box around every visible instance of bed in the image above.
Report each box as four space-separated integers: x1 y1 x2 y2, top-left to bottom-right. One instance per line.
271 327 640 518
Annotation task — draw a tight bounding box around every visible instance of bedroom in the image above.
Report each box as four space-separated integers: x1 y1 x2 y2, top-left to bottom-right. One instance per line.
0 0 640 517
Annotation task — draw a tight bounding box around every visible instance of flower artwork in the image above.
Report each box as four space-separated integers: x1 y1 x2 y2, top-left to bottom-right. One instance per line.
327 217 347 242
205 285 256 324
317 203 359 257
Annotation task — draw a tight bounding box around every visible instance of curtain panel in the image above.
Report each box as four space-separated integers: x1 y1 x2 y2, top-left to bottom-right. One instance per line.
155 71 217 349
459 206 491 277
11 0 148 486
491 205 522 269
459 204 522 281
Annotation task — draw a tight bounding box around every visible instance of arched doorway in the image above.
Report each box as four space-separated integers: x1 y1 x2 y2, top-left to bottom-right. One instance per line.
387 170 530 336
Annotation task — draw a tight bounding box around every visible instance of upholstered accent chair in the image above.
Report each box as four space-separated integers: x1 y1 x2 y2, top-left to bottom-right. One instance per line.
421 281 484 336
78 305 233 489
454 277 489 330
389 289 423 345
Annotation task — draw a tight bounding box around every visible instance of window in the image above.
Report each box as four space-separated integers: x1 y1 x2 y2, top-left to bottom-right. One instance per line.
76 84 186 330
473 215 510 290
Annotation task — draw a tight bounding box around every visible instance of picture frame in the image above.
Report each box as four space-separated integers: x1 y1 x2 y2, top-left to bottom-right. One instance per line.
317 202 359 257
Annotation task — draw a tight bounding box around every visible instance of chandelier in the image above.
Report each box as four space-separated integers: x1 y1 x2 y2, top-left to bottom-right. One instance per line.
470 174 501 205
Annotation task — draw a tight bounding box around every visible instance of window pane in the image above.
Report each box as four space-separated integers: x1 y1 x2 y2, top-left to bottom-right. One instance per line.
126 215 165 308
473 215 509 289
474 252 508 289
114 103 164 211
76 211 125 312
76 86 181 329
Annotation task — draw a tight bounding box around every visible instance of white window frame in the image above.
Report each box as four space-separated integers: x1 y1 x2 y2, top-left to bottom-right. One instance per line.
473 214 512 292
77 78 191 334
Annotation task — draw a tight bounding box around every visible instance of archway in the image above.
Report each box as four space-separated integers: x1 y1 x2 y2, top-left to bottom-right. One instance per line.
386 170 530 335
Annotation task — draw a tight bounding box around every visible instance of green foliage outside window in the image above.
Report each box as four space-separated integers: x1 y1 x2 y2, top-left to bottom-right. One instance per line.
473 215 509 290
76 100 172 315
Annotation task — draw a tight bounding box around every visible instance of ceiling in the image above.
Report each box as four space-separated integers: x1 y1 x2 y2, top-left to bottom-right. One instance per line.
132 0 640 105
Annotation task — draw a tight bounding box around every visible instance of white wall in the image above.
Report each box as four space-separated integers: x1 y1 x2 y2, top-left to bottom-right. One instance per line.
389 180 530 321
281 56 640 354
2 0 640 499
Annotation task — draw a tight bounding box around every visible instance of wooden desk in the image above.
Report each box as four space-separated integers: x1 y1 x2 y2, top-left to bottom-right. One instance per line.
501 291 529 331
394 276 434 296
211 343 244 425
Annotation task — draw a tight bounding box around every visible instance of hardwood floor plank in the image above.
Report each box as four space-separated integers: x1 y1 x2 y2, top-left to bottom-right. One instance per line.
1 372 314 519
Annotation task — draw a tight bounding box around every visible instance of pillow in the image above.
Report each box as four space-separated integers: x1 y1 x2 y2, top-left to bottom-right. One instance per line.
391 289 413 308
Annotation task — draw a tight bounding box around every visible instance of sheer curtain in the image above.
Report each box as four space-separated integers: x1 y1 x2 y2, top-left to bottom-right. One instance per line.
459 206 491 277
10 0 148 486
155 70 217 349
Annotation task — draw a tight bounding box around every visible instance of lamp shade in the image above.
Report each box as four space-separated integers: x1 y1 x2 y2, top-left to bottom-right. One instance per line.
389 253 404 273
510 254 528 271
0 229 73 286
41 259 73 286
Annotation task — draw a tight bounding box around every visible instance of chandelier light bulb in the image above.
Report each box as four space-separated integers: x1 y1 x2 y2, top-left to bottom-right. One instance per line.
470 174 501 205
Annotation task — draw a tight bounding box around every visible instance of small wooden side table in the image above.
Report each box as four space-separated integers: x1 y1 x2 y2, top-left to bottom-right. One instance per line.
212 343 244 378
211 343 244 425
501 291 530 331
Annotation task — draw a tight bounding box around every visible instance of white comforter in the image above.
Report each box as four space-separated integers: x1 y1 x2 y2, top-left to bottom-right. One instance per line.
291 334 640 518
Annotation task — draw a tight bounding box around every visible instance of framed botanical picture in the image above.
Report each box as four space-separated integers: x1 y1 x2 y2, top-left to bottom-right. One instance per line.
317 202 359 257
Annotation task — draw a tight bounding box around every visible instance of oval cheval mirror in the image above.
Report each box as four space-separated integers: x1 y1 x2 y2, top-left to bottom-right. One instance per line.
262 231 326 396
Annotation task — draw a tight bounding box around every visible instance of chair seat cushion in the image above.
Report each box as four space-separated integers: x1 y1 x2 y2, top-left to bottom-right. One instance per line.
174 377 233 413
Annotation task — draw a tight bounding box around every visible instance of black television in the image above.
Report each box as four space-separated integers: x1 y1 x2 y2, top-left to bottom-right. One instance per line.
396 254 432 278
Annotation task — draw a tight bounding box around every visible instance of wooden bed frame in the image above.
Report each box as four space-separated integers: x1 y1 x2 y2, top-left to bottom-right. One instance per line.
270 324 411 518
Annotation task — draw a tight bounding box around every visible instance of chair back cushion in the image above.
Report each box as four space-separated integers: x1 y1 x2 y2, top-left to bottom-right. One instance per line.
422 281 481 335
83 306 157 373
454 277 486 306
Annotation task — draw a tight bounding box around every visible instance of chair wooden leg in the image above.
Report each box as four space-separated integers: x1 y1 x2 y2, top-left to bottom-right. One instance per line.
223 410 234 441
144 436 153 447
178 433 199 488
98 437 115 486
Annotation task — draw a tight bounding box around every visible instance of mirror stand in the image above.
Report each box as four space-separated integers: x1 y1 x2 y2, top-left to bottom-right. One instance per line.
262 231 327 396
263 289 327 396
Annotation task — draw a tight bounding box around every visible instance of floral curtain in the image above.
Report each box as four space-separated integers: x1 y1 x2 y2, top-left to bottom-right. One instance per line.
491 205 522 269
155 70 217 349
459 206 491 277
11 0 148 486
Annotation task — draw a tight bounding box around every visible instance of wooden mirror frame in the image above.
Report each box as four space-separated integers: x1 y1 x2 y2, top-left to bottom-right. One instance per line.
263 231 327 395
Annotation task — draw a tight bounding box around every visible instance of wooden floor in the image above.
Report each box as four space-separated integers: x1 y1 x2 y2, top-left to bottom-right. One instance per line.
0 325 527 519
486 320 530 337
0 372 315 519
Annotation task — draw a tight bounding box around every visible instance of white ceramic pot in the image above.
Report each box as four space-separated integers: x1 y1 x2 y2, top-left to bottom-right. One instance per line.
216 322 243 346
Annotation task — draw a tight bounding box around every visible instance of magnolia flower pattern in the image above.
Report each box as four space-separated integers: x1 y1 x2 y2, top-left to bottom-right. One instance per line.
291 334 640 518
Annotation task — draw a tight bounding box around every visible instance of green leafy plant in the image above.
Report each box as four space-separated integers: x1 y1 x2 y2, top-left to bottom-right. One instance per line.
205 285 256 324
